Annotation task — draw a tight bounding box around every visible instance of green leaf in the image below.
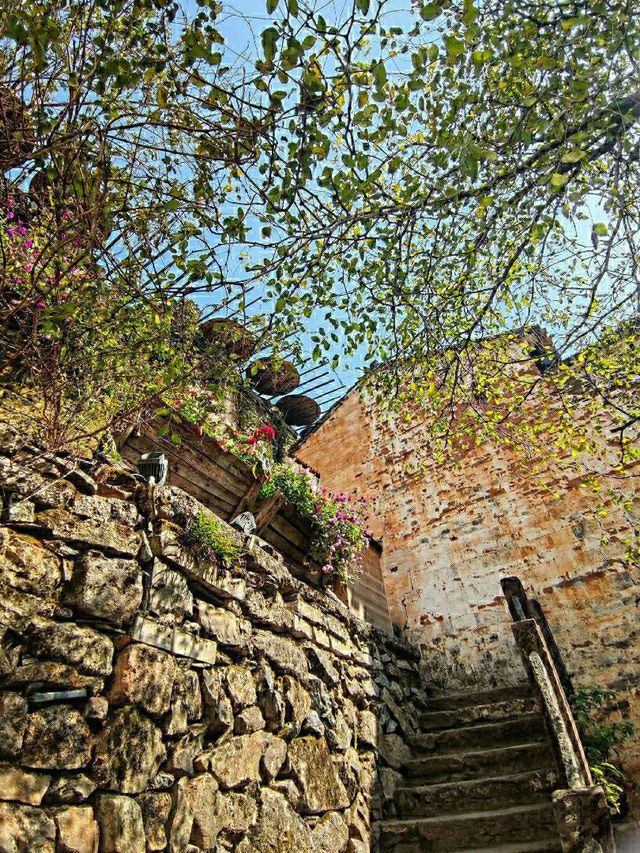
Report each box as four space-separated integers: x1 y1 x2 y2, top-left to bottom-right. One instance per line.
550 172 569 189
372 61 387 88
594 222 608 236
444 35 464 60
266 0 279 12
561 149 587 163
421 3 442 21
261 27 278 63
287 0 298 15
356 0 370 12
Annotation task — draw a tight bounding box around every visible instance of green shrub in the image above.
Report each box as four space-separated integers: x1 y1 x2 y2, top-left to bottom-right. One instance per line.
571 684 635 814
181 512 243 568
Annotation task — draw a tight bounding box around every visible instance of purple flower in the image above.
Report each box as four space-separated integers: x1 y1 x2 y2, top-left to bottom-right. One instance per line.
24 263 33 272
36 299 46 309
7 227 15 237
321 564 333 574
7 211 14 220
23 240 33 249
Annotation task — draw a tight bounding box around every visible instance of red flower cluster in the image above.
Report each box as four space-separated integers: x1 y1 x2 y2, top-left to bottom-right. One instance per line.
246 424 276 445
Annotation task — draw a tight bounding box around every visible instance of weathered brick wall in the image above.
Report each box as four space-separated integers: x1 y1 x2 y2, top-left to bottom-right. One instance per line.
297 386 640 797
0 429 426 852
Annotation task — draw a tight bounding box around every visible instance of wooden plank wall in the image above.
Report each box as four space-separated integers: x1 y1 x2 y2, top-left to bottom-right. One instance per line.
349 543 393 634
121 418 392 632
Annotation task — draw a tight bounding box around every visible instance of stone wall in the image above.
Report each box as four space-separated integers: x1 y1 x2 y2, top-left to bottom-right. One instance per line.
0 429 427 852
296 385 640 800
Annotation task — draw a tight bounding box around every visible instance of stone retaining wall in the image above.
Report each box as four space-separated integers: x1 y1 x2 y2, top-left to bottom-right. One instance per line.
0 430 426 852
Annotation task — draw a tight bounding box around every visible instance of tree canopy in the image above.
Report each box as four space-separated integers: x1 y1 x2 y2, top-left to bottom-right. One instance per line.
0 0 638 467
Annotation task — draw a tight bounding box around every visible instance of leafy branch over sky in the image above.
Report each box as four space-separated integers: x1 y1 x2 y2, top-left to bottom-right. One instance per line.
0 0 638 469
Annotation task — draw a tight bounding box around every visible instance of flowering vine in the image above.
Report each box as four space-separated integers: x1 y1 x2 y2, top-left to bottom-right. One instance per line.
259 464 369 585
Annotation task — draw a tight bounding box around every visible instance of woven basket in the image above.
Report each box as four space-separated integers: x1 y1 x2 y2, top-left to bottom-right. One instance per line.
246 357 300 396
200 318 257 361
276 394 321 426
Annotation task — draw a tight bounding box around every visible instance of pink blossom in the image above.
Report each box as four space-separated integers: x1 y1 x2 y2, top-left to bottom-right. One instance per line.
36 299 46 309
6 198 14 208
23 240 33 249
18 225 28 237
24 263 33 272
7 211 14 220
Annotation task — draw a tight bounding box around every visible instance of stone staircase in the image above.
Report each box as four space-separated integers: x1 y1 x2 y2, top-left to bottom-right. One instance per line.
379 685 564 852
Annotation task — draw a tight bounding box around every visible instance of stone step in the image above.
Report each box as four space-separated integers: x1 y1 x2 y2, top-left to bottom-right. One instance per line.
423 684 532 713
452 842 562 853
393 768 560 819
379 802 558 852
419 696 539 732
409 713 546 756
405 740 555 785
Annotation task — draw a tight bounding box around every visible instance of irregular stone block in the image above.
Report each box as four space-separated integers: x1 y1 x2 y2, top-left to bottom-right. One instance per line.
0 692 28 758
286 737 350 814
164 668 202 736
378 733 409 769
380 687 416 736
54 805 99 853
253 631 308 677
217 790 258 834
302 710 325 738
186 773 219 848
0 528 62 598
200 669 233 739
261 735 287 782
269 778 302 811
27 618 113 676
296 600 350 644
70 494 138 526
0 802 56 852
226 665 257 710
43 774 96 805
65 551 142 625
37 509 140 556
282 676 312 729
166 776 193 853
84 696 109 721
6 662 101 694
149 563 193 620
21 706 92 770
129 616 216 665
108 643 176 716
95 794 145 853
235 705 265 735
249 788 312 853
166 725 205 778
137 791 171 852
93 706 165 793
305 646 340 687
152 523 219 591
196 601 251 652
357 709 378 751
0 766 51 805
245 592 293 633
207 732 276 789
310 811 349 853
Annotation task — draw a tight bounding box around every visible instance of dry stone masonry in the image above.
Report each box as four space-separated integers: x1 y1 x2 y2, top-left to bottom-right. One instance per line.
0 427 428 852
